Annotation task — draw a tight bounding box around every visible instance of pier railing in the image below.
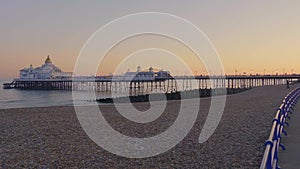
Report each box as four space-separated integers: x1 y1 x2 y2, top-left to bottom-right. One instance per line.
260 87 300 169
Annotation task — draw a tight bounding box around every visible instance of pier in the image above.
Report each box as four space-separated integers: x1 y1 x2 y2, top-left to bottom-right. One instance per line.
3 75 300 94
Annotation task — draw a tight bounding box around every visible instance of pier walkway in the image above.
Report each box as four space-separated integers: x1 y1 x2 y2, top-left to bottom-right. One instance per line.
278 103 300 169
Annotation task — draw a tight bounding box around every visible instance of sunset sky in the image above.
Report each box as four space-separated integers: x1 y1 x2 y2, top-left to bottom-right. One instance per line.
1 0 300 80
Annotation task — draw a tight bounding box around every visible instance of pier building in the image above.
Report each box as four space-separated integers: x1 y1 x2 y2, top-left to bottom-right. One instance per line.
124 66 171 81
19 55 72 79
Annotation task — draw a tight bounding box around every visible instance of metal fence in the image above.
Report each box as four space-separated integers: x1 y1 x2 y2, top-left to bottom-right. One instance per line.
260 87 300 169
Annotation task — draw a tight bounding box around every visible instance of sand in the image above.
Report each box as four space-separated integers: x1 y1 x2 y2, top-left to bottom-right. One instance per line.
1 84 299 169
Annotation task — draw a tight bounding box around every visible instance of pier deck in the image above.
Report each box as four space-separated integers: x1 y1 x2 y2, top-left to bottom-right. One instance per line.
278 103 300 169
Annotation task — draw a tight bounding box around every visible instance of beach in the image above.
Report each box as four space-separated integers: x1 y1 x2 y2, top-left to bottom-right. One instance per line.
1 84 298 169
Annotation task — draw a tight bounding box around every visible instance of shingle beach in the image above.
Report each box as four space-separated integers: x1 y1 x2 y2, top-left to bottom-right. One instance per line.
1 85 298 169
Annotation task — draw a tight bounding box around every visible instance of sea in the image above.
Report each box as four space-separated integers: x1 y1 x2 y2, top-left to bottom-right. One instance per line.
0 80 175 110
0 80 112 110
0 79 213 110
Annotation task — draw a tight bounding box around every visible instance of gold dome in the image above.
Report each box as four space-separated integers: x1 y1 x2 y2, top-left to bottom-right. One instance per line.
45 55 52 63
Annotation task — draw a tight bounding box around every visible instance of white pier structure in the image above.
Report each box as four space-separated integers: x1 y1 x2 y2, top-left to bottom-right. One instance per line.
19 55 72 79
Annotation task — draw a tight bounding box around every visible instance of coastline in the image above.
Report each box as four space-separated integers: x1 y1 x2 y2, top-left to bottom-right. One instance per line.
1 84 298 168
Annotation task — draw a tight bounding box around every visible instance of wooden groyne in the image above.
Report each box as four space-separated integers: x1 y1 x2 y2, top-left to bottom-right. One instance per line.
97 88 251 103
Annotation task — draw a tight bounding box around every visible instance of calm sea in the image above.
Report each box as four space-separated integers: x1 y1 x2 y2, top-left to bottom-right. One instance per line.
0 79 214 109
0 80 113 110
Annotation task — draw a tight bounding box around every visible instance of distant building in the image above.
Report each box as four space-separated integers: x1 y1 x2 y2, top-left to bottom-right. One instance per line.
19 55 72 79
124 66 171 81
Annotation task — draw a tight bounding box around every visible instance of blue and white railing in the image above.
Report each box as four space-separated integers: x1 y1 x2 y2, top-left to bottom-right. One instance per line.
260 87 300 169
